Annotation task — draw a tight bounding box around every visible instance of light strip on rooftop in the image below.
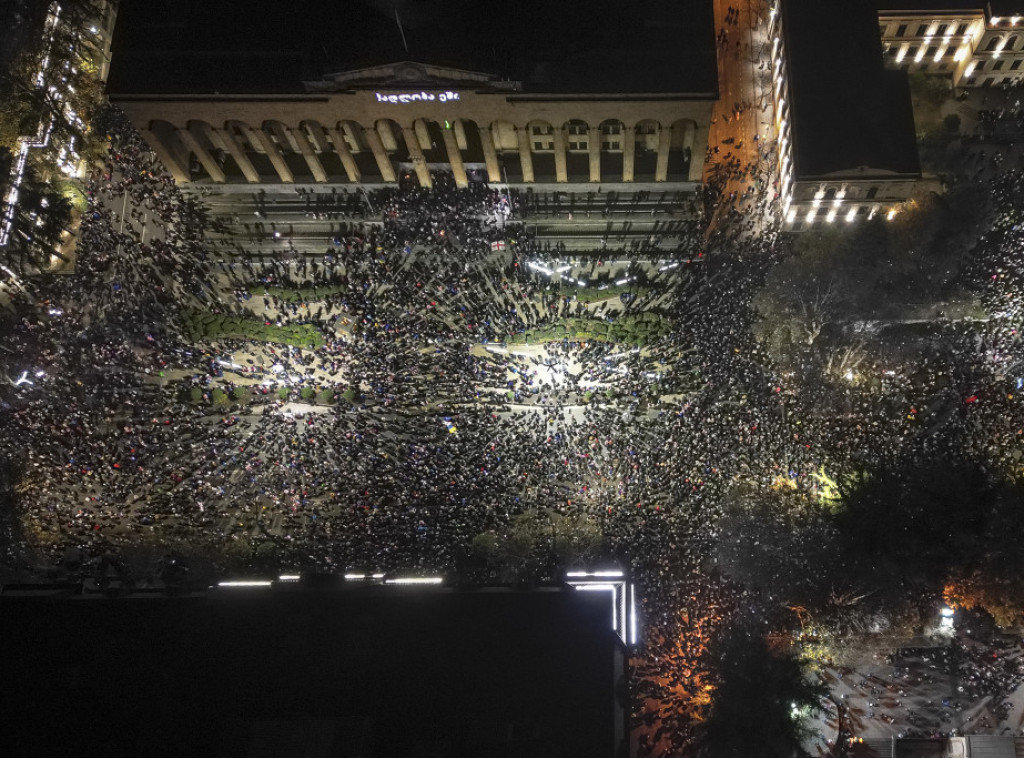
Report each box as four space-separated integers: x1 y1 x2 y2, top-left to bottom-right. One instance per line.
278 574 300 582
566 570 623 578
218 580 272 587
384 577 443 585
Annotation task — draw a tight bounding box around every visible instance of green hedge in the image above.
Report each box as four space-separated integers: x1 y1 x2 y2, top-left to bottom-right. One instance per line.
182 310 326 348
506 313 671 346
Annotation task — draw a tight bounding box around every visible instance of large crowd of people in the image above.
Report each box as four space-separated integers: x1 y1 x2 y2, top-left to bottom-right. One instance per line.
1 89 1024 756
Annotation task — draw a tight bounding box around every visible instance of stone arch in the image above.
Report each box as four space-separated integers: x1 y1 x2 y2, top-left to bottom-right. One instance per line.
336 120 368 152
182 119 227 182
225 119 260 152
598 119 626 152
632 119 661 182
563 119 589 152
1006 34 1020 51
490 120 518 151
262 120 298 153
375 119 407 155
144 119 192 181
300 120 332 153
413 117 448 163
666 119 696 181
526 119 556 182
986 35 1002 52
455 119 488 183
597 119 626 183
527 119 555 152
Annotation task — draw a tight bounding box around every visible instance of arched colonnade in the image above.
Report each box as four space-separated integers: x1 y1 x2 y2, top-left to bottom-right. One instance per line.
142 116 699 186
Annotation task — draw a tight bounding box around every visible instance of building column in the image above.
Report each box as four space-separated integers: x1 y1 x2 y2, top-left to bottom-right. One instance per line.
553 127 568 183
326 127 361 182
177 128 226 183
139 128 191 183
688 121 710 182
442 125 468 187
288 127 328 183
480 126 501 182
622 124 635 182
402 125 432 188
250 128 294 183
587 126 602 182
516 127 534 183
215 128 261 183
363 126 396 183
655 126 672 182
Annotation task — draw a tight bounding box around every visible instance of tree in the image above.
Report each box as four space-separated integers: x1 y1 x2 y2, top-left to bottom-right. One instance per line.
698 623 827 758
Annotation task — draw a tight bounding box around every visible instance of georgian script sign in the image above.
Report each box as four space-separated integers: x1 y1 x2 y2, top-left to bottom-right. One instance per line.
375 90 461 104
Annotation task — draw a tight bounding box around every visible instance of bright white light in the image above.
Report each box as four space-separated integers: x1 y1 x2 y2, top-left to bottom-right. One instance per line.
576 279 588 286
805 209 816 223
659 262 679 272
384 577 443 585
13 370 33 386
372 573 385 579
344 573 367 580
887 209 897 221
48 307 62 315
615 277 631 286
567 570 624 578
826 210 836 223
218 580 272 587
271 364 285 373
630 584 637 645
845 208 857 222
556 265 571 273
940 606 955 618
278 574 300 582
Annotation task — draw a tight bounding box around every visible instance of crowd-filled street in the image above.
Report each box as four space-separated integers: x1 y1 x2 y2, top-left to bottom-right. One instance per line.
5 8 1024 752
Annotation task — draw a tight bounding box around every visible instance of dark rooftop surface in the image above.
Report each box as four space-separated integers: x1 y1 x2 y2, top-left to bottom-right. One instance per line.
0 587 622 757
107 0 717 96
783 0 922 178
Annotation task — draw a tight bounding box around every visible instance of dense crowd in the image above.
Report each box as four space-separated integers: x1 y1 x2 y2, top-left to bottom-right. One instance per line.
2 91 1024 756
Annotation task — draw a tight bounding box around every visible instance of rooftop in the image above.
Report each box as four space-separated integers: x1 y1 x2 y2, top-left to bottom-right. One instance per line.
107 0 718 97
782 0 922 179
0 585 624 756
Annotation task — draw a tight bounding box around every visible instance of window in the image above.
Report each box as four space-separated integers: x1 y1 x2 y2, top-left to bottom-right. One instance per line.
866 187 878 200
880 24 888 37
907 45 919 58
600 123 621 135
897 24 908 37
984 76 995 86
916 24 928 36
956 23 968 35
937 23 948 35
567 123 587 136
994 59 1005 70
986 36 1001 51
1011 59 1022 70
926 45 938 57
947 46 957 56
568 140 587 151
531 125 552 136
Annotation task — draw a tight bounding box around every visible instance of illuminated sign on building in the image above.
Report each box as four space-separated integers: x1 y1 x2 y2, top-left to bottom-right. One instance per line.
375 90 461 104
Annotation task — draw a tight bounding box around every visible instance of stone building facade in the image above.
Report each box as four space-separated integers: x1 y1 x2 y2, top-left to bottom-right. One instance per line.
111 62 713 189
877 2 1024 87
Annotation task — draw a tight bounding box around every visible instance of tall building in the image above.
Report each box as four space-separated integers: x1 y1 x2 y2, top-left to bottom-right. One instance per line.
770 0 923 229
105 0 718 191
877 1 1024 88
